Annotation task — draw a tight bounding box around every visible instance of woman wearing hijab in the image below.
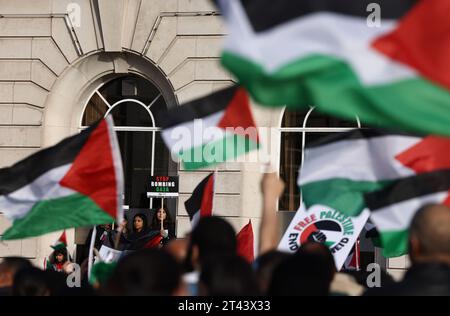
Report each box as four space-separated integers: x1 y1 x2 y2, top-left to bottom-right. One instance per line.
126 213 159 250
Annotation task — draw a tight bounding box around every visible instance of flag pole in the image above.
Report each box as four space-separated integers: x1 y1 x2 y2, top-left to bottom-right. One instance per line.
88 226 97 281
212 168 218 215
355 238 361 271
161 198 164 231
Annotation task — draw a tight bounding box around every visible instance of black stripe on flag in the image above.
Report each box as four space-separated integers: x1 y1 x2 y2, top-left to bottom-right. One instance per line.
159 86 238 129
231 0 417 33
0 121 100 195
305 128 420 149
184 173 214 221
365 170 450 211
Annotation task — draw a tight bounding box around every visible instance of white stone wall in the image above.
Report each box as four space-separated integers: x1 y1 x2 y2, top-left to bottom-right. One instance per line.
0 0 409 273
0 0 263 265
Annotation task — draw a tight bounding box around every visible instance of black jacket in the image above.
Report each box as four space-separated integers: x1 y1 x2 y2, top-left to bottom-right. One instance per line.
365 262 450 296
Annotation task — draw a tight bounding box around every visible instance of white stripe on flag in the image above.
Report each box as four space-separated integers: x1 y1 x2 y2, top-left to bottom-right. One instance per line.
223 3 418 85
300 135 421 185
0 164 76 221
370 191 448 232
162 111 224 152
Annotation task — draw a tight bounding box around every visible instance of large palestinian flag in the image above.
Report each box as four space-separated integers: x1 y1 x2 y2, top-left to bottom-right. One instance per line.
299 129 450 257
215 0 450 137
184 173 215 227
160 86 259 170
0 117 124 240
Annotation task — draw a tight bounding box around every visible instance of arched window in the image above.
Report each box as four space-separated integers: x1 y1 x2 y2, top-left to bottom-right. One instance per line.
81 75 177 209
279 107 361 211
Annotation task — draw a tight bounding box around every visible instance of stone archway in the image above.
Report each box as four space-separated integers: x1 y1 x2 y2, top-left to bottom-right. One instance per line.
37 51 177 265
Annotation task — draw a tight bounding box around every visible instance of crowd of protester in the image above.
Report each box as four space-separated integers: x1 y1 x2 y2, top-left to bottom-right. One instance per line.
0 174 449 296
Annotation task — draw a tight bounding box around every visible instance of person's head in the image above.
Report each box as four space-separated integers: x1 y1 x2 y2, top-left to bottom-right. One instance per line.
12 267 50 296
165 239 189 265
133 213 148 233
151 205 173 228
409 204 450 265
103 249 186 296
268 242 335 296
298 242 336 277
52 248 68 264
185 216 237 271
199 254 260 296
0 257 32 288
254 250 291 294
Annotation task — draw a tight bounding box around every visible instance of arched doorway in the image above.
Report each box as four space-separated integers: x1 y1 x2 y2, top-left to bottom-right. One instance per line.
80 75 177 211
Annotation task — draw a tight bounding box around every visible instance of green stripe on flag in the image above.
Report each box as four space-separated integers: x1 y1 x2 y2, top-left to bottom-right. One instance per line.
379 229 409 258
301 178 393 217
178 133 259 170
222 52 450 137
2 193 114 240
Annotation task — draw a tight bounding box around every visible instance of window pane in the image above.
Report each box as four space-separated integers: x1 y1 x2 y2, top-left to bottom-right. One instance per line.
110 102 152 127
117 131 177 209
82 93 108 126
117 131 152 208
281 108 310 128
306 110 358 128
304 132 340 146
99 75 161 106
279 132 302 211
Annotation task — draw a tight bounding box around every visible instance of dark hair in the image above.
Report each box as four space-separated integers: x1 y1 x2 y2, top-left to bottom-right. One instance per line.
200 254 260 296
184 216 237 272
133 213 148 232
268 243 335 296
12 267 50 296
51 248 68 264
103 249 182 296
0 257 32 276
254 250 291 294
151 205 173 229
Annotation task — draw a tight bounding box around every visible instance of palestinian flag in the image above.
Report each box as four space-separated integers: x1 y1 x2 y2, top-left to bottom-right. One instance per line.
184 173 215 227
236 220 254 263
215 0 450 137
160 86 259 170
51 231 68 251
343 239 360 271
299 129 450 257
0 117 124 240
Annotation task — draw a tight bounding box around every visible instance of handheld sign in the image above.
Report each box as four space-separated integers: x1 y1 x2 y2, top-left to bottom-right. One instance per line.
147 176 179 198
278 203 369 270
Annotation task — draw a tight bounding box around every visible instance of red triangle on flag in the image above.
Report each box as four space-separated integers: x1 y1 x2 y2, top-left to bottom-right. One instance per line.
60 120 119 219
395 135 450 206
395 135 450 174
236 220 254 263
200 174 214 218
217 88 259 143
58 231 67 246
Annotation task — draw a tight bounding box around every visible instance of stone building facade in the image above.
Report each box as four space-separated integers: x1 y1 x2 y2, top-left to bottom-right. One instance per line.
0 0 406 278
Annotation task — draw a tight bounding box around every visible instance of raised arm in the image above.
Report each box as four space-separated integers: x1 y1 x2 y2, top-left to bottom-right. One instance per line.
259 172 285 255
